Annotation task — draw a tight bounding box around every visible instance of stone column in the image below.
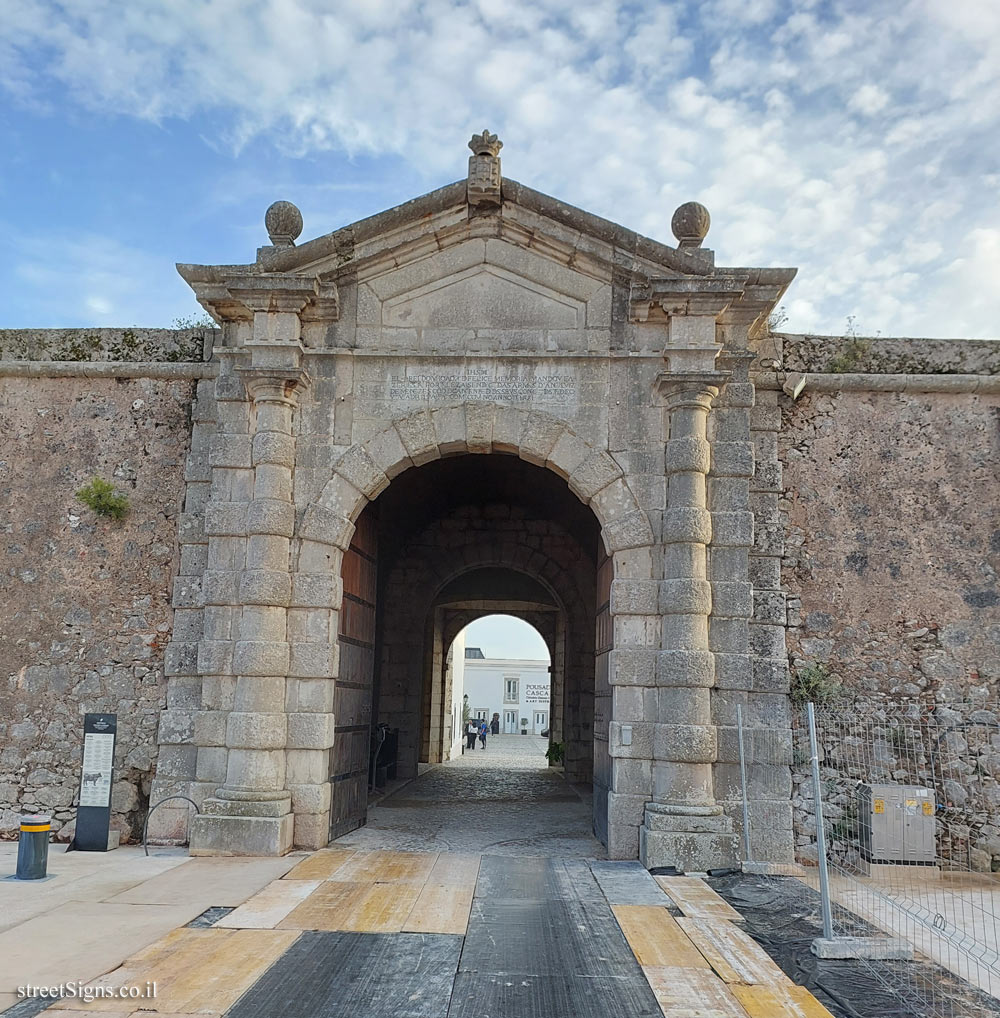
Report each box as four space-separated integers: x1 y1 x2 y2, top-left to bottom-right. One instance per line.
640 371 737 871
190 278 313 856
635 267 742 871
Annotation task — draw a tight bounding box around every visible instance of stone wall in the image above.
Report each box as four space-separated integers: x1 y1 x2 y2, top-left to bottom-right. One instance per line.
776 333 1000 376
0 327 215 363
780 386 1000 862
0 376 194 841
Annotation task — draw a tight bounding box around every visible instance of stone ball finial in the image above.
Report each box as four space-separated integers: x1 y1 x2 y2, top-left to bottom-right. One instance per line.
264 200 303 248
671 201 711 248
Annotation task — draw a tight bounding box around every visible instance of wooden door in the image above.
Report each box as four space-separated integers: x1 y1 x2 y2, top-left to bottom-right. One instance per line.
329 513 377 840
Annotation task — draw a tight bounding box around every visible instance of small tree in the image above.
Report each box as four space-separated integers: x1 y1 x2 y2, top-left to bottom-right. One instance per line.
76 477 129 521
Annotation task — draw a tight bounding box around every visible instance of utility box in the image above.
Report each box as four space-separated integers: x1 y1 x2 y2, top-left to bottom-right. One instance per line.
857 784 936 864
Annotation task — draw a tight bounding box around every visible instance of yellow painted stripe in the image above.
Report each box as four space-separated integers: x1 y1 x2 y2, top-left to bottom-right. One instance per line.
732 983 837 1018
612 905 711 969
21 823 50 832
677 918 792 986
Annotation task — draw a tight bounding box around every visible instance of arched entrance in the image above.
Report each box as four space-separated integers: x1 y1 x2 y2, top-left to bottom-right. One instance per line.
167 133 798 869
329 452 609 845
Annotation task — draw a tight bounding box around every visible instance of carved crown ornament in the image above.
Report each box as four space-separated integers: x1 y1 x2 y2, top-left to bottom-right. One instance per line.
468 128 503 207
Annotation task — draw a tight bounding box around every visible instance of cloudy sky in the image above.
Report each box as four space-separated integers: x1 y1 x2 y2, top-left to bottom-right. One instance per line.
2 0 998 338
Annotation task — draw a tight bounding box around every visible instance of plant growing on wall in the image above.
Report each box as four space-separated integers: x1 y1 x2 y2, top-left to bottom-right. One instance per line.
75 477 130 521
545 741 565 765
790 661 843 707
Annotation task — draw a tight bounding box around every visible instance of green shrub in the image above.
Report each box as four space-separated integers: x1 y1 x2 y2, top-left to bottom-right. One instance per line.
826 336 872 373
76 477 130 521
789 662 843 707
545 741 565 765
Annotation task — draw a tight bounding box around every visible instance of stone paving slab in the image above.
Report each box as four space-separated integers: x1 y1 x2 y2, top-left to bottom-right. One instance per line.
282 846 355 880
106 856 295 906
592 860 674 906
49 928 298 1013
642 966 750 1018
0 900 205 994
656 875 743 921
214 879 321 929
0 845 189 934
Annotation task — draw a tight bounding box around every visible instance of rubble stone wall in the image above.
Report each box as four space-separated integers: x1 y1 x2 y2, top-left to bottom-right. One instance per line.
0 327 215 363
0 375 194 842
780 386 1000 864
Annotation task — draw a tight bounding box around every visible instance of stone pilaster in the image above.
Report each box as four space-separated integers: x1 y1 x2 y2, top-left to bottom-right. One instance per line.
640 371 738 871
189 279 313 856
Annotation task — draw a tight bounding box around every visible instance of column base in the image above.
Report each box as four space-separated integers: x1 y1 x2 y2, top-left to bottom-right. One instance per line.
639 803 738 873
189 795 294 856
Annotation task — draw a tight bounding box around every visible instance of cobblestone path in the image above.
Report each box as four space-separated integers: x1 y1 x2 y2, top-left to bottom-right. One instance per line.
334 734 606 857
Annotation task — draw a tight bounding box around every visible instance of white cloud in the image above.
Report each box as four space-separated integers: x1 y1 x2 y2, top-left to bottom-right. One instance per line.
1 0 998 338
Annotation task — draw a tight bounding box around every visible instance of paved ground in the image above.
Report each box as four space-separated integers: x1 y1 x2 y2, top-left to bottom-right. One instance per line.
0 750 839 1017
2 847 836 1017
340 735 605 857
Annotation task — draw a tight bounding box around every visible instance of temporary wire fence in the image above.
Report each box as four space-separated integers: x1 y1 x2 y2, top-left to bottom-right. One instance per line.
736 700 1000 1017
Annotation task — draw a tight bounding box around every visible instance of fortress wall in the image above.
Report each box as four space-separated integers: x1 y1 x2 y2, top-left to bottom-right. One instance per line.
0 374 195 842
780 384 1000 863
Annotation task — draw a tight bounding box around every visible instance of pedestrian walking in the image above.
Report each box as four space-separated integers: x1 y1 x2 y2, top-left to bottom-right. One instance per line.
490 713 500 736
478 719 488 749
466 720 478 750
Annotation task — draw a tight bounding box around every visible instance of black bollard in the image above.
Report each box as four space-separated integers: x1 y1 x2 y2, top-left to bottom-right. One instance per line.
15 814 51 880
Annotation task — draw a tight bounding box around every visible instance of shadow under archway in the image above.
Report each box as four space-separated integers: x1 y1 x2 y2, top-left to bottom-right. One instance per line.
330 453 611 853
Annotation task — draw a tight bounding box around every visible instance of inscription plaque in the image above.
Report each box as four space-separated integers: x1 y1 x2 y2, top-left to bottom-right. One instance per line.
358 370 578 405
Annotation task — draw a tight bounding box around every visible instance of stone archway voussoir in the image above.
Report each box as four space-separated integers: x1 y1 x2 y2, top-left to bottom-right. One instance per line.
318 471 366 519
298 502 357 550
602 509 655 553
333 445 390 499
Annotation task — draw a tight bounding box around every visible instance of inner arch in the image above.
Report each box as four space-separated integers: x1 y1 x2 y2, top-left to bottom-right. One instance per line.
330 453 613 848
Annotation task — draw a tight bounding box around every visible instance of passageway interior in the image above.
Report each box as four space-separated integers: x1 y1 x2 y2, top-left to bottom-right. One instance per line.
336 732 605 857
332 454 610 848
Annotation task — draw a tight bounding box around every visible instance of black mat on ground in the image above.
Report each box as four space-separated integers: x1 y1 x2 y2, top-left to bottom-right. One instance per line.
225 931 464 1018
0 999 52 1017
475 855 603 902
447 971 661 1018
708 873 1000 1018
460 897 639 977
185 905 235 927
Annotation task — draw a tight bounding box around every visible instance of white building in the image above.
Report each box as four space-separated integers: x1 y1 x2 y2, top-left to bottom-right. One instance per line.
462 647 551 735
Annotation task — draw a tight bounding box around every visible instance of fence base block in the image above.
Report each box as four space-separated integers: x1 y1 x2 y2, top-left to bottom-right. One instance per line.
811 936 913 960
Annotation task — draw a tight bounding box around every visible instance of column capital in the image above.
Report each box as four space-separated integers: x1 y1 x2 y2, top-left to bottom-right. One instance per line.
656 370 730 410
226 275 321 316
236 367 311 406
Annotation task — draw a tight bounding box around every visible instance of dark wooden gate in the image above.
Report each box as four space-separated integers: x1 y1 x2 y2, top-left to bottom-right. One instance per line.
592 543 614 846
329 513 377 840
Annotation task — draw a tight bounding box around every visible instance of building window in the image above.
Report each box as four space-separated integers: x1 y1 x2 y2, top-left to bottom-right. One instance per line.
504 677 518 703
474 709 489 720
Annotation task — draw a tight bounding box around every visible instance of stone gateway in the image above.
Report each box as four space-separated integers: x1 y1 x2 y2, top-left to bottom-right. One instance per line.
153 131 796 869
3 132 997 871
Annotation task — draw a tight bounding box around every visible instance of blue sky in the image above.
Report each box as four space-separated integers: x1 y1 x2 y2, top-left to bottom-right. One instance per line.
2 0 998 338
